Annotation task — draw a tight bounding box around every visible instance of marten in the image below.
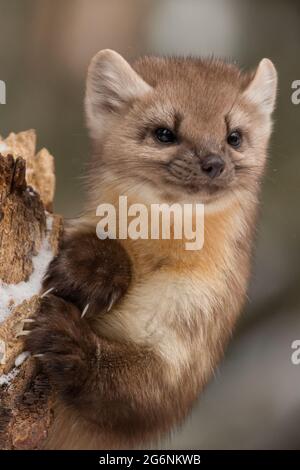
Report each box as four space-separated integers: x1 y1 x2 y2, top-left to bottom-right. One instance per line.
25 50 277 449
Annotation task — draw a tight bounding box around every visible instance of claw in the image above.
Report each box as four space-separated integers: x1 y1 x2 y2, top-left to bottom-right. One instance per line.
107 293 118 312
15 318 35 338
81 303 89 319
41 287 55 298
33 354 45 358
16 330 30 337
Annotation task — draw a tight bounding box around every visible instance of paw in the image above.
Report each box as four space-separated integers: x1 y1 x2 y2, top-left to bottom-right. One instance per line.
24 295 97 396
42 232 132 317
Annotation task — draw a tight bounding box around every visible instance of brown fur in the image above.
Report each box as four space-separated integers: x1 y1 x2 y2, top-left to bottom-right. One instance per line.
42 231 132 317
26 51 277 449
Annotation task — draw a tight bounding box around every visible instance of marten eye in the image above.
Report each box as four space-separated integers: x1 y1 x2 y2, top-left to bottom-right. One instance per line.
227 130 242 148
154 128 176 144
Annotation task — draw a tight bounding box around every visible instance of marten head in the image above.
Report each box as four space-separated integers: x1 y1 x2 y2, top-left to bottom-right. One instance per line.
85 50 277 208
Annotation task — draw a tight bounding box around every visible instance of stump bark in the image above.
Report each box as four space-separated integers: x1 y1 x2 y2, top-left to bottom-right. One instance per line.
0 130 63 449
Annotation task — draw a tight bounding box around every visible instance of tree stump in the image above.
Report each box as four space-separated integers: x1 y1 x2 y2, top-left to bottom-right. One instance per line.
0 130 63 449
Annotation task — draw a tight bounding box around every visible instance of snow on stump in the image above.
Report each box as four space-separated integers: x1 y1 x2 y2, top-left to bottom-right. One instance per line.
0 131 63 449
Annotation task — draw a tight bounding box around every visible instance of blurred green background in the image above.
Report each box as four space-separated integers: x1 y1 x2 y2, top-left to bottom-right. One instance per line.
0 0 300 449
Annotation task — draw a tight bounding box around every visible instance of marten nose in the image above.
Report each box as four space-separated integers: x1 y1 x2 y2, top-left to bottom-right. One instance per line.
201 154 225 179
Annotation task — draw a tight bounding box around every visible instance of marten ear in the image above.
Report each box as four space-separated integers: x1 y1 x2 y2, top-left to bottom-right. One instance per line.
243 58 277 115
85 49 152 138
